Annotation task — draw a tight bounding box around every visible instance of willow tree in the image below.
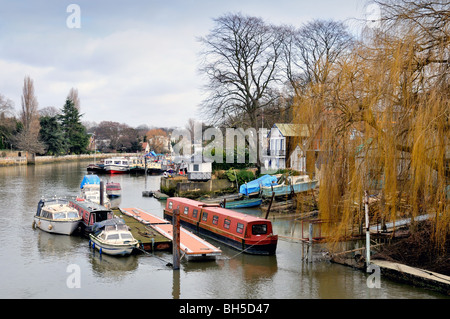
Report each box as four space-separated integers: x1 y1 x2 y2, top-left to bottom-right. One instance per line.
293 0 449 252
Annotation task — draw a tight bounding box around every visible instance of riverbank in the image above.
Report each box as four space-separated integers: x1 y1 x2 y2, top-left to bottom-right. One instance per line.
0 151 137 166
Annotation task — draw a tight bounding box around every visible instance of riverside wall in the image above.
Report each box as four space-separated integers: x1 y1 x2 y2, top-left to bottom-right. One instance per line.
0 151 137 166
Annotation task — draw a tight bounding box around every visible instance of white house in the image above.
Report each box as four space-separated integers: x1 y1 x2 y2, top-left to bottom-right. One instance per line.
263 123 312 172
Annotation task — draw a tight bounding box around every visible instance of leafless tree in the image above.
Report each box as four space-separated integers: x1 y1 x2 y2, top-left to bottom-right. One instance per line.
17 76 45 154
280 19 354 96
198 13 284 128
67 88 80 110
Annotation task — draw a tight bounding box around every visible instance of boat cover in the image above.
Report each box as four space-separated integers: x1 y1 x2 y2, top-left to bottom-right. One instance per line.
80 174 100 188
239 175 278 196
92 218 126 233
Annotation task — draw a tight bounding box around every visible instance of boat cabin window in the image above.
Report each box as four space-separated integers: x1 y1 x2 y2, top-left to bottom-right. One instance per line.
212 215 219 225
67 211 79 219
168 202 173 209
121 233 133 239
202 212 208 222
106 234 120 240
252 224 267 235
236 223 244 234
223 219 231 229
192 209 198 218
183 207 189 215
53 212 67 219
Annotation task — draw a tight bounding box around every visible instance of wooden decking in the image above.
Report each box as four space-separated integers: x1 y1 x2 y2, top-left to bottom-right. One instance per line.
113 208 171 251
118 207 221 260
151 223 222 260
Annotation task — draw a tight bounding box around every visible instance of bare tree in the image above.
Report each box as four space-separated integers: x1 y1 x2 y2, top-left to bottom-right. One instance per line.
198 13 284 128
67 88 80 110
281 19 354 96
17 76 45 154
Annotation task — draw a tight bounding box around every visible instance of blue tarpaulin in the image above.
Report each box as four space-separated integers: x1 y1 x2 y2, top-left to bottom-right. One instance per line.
80 174 100 188
145 151 157 157
239 175 278 196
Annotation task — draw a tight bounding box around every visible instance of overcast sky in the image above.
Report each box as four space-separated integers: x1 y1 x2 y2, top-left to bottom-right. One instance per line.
0 0 371 128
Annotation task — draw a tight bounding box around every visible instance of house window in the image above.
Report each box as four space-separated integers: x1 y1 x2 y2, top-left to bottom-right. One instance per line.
236 223 244 234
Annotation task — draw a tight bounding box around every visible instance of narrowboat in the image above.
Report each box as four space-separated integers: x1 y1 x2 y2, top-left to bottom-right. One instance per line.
68 198 114 235
164 197 278 255
34 198 82 235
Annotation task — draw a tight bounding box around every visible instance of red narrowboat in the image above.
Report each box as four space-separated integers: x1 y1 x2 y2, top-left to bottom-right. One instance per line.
164 197 277 255
68 198 114 235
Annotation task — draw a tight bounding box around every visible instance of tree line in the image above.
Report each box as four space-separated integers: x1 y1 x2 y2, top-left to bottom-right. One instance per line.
0 77 172 156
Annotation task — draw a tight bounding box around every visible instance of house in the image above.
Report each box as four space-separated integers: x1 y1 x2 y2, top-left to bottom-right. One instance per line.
263 123 320 175
187 156 213 182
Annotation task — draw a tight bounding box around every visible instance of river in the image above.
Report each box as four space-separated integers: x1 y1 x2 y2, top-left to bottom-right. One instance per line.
0 160 446 300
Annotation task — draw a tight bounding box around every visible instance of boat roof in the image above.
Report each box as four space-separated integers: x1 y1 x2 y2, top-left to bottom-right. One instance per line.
168 197 268 223
70 199 111 212
42 203 78 213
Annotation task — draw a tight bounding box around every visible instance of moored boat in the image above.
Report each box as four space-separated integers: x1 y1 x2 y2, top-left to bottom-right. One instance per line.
68 198 114 235
89 218 138 256
34 198 82 235
221 198 262 209
261 175 317 198
104 157 130 174
106 182 121 197
164 197 278 255
79 174 110 208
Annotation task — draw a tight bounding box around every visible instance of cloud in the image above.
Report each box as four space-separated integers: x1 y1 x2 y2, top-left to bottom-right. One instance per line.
0 0 365 128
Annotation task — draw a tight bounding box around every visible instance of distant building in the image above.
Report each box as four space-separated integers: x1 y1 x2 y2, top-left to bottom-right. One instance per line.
263 123 320 175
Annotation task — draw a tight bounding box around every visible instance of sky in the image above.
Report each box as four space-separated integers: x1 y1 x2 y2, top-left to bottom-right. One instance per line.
0 0 371 129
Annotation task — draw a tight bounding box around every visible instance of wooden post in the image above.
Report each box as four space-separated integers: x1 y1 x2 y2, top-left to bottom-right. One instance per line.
172 208 181 270
265 192 275 219
100 181 104 206
308 222 313 262
364 190 370 269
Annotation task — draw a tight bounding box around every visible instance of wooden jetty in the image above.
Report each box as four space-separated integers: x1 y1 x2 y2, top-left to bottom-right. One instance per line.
113 208 171 251
120 207 222 260
151 223 222 261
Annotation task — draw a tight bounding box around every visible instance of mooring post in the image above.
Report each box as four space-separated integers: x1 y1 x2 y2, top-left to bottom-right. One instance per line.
308 222 313 262
364 190 371 269
100 180 104 206
172 208 181 270
265 192 275 219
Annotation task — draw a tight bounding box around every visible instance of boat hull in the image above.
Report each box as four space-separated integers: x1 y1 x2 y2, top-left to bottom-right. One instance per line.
89 234 137 256
261 180 318 198
34 216 80 235
224 198 262 209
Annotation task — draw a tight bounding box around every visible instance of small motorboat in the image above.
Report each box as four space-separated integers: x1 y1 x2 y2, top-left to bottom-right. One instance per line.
79 174 111 208
106 182 121 198
34 198 82 235
89 218 138 256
